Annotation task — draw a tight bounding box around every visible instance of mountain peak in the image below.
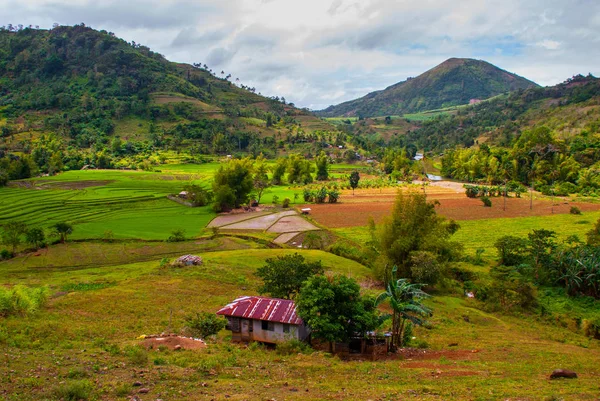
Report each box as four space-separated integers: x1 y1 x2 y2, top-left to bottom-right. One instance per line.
318 58 538 117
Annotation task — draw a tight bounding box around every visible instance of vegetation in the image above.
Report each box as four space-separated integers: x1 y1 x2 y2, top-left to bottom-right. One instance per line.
212 158 254 212
0 285 49 317
255 253 324 299
184 312 227 339
296 275 379 348
317 58 537 117
376 266 431 349
373 191 461 280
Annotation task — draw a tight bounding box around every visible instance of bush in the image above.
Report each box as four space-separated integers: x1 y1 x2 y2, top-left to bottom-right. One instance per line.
0 249 13 260
282 197 290 208
276 339 313 355
0 285 49 317
409 251 441 286
53 380 93 401
494 236 529 266
184 312 227 339
570 206 582 215
327 189 340 203
272 195 279 205
481 196 492 207
167 229 186 242
125 346 148 366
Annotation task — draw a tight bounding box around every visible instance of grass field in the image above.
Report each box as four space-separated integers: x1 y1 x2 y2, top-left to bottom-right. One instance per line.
1 239 599 400
3 164 600 400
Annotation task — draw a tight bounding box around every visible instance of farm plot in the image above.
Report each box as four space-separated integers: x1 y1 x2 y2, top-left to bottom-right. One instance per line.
304 186 600 228
209 210 320 244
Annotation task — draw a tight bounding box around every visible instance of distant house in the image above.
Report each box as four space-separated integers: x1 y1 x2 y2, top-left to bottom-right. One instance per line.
216 296 310 344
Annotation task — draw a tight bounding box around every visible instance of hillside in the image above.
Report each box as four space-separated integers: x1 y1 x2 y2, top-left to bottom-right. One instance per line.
317 58 538 117
0 24 336 178
403 74 600 151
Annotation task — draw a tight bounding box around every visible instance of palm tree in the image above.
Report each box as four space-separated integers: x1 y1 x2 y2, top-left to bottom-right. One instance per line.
53 222 73 244
375 266 432 349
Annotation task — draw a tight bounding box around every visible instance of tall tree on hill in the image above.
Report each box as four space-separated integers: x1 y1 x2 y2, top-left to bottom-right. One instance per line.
349 170 360 195
1 221 27 253
212 158 254 212
315 151 330 181
375 191 461 281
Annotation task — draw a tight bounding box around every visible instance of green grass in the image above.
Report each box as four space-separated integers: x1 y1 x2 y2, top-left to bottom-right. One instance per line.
1 240 599 400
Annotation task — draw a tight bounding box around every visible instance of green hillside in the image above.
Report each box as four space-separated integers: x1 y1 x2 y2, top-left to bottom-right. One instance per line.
317 58 538 117
0 24 337 181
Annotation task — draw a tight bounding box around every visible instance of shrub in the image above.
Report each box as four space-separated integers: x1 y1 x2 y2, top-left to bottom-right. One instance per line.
184 312 227 339
282 197 290 208
570 206 582 215
125 346 148 366
327 189 340 203
167 229 186 242
494 236 529 266
272 195 279 205
276 339 313 355
303 188 313 202
314 187 328 203
53 380 93 401
409 251 441 286
0 285 49 317
481 196 492 207
0 249 13 260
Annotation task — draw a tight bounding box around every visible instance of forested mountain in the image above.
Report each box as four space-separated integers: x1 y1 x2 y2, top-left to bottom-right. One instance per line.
317 58 538 117
0 24 337 181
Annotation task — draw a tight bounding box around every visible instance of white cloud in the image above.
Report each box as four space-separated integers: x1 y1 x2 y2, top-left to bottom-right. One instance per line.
536 40 561 50
2 0 600 109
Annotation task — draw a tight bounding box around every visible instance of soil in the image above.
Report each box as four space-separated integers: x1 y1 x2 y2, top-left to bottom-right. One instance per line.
142 335 206 350
9 180 114 190
304 197 600 228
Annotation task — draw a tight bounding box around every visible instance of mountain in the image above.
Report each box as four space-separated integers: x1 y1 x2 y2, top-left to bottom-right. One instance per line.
0 24 333 173
317 58 539 117
401 74 600 151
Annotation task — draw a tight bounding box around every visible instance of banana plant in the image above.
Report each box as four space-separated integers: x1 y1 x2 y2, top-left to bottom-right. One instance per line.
375 265 432 349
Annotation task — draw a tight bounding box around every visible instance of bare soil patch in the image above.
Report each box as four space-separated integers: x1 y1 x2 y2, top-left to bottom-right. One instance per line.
267 216 320 233
208 211 271 228
142 335 206 350
37 180 114 190
225 211 297 230
305 197 600 228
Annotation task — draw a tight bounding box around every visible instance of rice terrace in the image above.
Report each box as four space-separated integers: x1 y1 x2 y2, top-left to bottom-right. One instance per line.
2 9 600 401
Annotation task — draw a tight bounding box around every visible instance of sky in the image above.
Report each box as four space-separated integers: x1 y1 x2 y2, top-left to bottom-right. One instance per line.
3 0 600 109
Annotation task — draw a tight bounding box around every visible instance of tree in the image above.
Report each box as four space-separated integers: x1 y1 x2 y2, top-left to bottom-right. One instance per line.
527 229 556 281
375 266 431 349
271 158 287 185
1 221 27 252
587 218 600 246
494 235 529 266
287 154 313 184
349 171 360 195
255 253 324 299
253 155 270 204
296 275 379 350
315 151 330 181
53 222 73 243
376 191 461 280
184 312 227 339
25 227 46 249
212 158 254 212
182 184 212 206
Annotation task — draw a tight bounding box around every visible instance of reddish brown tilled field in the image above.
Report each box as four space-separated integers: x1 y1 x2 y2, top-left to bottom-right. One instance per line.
302 197 600 228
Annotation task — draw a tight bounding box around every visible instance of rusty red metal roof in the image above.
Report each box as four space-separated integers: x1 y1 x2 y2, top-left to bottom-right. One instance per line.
216 296 303 325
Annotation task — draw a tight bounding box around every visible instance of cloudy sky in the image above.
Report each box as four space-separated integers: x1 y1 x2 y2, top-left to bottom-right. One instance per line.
3 0 600 109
